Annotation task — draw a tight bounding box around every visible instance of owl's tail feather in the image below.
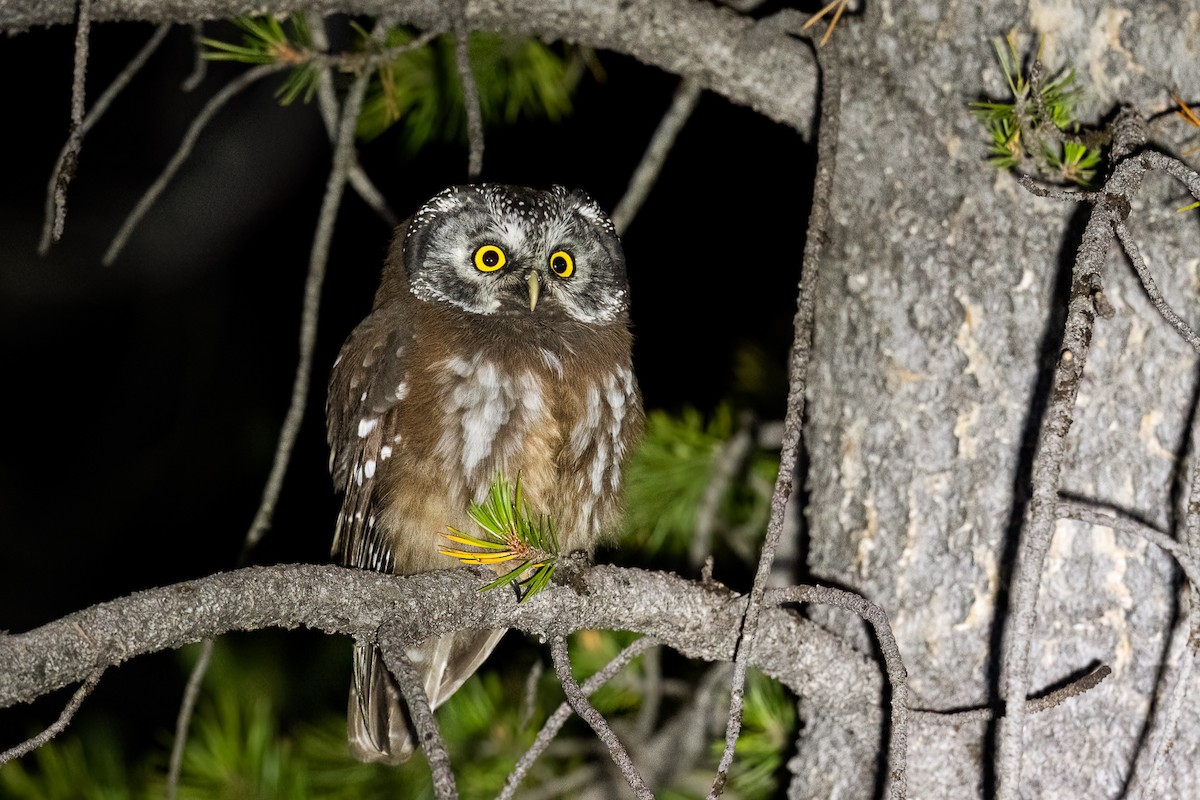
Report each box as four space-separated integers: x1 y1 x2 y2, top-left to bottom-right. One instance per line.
348 630 506 764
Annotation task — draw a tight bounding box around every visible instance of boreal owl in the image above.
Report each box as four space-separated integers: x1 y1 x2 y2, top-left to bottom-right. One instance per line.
326 184 643 764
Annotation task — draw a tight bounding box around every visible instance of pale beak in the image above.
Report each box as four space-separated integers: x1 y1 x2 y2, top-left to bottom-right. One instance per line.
527 270 540 311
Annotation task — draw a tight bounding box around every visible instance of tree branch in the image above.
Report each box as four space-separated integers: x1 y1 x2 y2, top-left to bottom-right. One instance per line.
710 40 840 799
549 636 652 799
0 564 883 718
378 624 458 800
39 21 169 254
2 0 817 140
998 110 1150 799
0 667 104 766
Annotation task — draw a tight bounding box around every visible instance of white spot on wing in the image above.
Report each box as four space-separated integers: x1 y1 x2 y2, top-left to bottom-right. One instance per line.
358 417 378 437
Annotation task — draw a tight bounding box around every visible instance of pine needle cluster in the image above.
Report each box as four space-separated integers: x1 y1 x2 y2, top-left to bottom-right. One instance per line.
200 16 579 152
439 474 560 602
970 35 1102 187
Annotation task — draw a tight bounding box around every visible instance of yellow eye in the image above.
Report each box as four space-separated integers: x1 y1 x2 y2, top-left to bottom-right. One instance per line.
549 250 574 278
474 244 506 272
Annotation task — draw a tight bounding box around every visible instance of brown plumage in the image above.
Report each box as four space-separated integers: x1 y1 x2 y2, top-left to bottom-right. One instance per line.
326 185 643 763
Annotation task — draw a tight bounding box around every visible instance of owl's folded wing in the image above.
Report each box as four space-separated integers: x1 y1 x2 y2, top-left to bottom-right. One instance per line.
326 309 411 572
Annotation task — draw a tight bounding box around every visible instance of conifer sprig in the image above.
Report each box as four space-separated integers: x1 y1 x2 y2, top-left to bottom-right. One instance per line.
970 35 1102 187
201 15 320 105
439 475 559 602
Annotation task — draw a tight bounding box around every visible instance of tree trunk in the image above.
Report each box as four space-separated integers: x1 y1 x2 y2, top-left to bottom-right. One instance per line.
801 1 1200 797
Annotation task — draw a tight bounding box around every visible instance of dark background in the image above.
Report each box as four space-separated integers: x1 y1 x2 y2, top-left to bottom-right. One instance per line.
0 20 812 756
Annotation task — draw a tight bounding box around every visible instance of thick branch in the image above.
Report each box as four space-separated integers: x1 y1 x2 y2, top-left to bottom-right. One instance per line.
0 564 881 716
3 0 817 138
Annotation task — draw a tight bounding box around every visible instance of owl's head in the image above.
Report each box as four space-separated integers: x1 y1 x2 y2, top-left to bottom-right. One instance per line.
402 185 628 324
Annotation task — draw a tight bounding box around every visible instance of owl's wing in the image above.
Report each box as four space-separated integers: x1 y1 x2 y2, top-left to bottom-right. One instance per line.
326 308 411 572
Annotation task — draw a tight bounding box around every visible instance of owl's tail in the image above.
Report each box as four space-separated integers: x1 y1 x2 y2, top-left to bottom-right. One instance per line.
348 629 507 764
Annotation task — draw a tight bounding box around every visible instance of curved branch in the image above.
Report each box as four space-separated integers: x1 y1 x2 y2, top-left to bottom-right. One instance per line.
0 564 880 718
3 0 817 139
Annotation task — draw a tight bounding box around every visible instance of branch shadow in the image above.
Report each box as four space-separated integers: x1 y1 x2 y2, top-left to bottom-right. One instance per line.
1116 354 1200 797
982 200 1090 797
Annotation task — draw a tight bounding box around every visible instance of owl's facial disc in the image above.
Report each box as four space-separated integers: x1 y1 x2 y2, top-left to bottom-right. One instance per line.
403 185 629 324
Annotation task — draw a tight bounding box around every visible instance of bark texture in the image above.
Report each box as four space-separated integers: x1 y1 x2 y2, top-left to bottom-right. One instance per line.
802 1 1200 797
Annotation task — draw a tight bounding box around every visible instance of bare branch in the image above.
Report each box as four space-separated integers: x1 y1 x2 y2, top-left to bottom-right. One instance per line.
454 25 485 181
2 0 818 140
549 636 653 799
1127 591 1200 798
0 667 104 766
710 42 840 799
181 23 207 92
767 584 908 795
996 110 1150 800
0 564 884 743
309 14 401 228
164 638 213 800
1112 218 1200 353
162 52 375 793
39 22 170 255
501 636 657 799
1056 499 1200 591
378 625 458 800
103 62 287 266
46 0 93 246
1016 173 1099 204
1141 151 1200 202
690 415 753 570
911 664 1112 725
612 78 702 235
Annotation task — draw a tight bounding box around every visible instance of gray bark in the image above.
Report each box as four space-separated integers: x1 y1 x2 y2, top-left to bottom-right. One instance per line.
804 1 1200 797
5 0 1200 798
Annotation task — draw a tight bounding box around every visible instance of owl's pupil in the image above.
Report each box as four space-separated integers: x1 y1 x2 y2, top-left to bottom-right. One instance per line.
553 257 566 272
483 250 499 267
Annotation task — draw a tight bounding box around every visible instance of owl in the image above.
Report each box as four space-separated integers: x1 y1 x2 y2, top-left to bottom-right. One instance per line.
326 184 644 764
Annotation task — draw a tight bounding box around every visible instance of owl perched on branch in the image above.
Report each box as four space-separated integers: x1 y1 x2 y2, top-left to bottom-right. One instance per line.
326 184 644 764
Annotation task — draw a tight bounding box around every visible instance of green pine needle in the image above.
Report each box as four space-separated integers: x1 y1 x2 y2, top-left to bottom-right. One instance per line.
440 474 559 602
969 35 1102 187
201 14 319 105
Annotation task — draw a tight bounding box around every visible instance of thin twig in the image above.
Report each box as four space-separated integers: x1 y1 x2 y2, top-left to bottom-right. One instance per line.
0 667 103 765
643 663 733 789
690 416 753 570
164 639 214 800
1141 151 1200 202
308 13 408 228
708 43 841 800
1016 173 1100 204
1128 411 1200 796
500 636 657 800
39 23 170 255
996 110 1149 800
378 625 457 800
1112 218 1200 353
181 23 208 92
911 664 1111 725
103 62 286 265
48 0 93 245
1128 595 1199 798
454 24 484 180
163 49 373 795
767 584 908 794
549 636 653 800
1056 499 1200 590
612 78 702 235
634 645 663 738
